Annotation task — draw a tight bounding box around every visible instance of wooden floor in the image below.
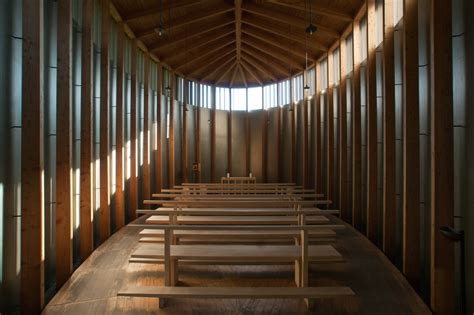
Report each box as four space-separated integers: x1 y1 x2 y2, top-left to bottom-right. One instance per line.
43 216 432 314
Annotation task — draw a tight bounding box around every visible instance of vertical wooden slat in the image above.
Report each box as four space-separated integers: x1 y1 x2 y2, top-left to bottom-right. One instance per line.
99 0 110 242
277 101 282 182
327 53 334 205
262 104 268 183
21 0 44 312
430 0 455 313
209 85 214 183
403 0 420 287
352 18 362 230
129 40 138 219
339 38 348 220
143 55 151 202
80 0 94 261
56 0 73 289
182 78 188 183
246 91 251 177
168 72 175 188
302 70 309 188
315 63 322 193
115 25 125 228
383 0 397 261
155 64 163 192
290 76 296 183
198 83 204 183
227 92 232 175
366 0 378 242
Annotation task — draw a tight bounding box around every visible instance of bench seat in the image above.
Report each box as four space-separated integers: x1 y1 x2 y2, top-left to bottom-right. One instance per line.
145 215 329 225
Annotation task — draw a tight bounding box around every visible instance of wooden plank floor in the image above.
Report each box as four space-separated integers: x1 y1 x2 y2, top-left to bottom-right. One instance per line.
43 216 431 314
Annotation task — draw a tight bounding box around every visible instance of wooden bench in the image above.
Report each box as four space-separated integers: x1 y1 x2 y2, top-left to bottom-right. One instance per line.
144 215 329 225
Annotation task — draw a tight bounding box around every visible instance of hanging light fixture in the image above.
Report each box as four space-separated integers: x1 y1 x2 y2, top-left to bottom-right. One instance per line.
305 0 317 35
155 0 165 36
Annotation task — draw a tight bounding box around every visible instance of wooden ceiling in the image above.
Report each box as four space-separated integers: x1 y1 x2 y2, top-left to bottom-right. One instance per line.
112 0 364 87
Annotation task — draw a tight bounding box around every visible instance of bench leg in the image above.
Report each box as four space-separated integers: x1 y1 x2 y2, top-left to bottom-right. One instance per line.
294 237 301 286
159 298 166 308
170 258 178 286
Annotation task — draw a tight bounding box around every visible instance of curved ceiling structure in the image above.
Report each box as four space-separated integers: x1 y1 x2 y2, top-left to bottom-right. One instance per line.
112 0 364 87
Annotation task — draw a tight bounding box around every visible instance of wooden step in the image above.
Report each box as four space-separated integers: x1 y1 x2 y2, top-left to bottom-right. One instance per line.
145 215 329 225
131 244 343 262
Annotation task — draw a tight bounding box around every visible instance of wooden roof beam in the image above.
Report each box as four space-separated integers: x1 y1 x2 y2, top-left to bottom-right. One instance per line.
123 0 202 22
137 4 234 40
229 65 240 86
200 56 236 82
189 47 236 76
235 0 242 62
239 65 248 87
174 38 235 71
242 3 340 39
216 62 238 85
241 50 281 80
266 0 353 22
240 59 264 85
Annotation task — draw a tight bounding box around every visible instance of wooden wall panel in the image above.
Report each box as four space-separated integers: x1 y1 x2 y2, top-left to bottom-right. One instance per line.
366 0 378 242
291 77 296 183
129 41 138 219
327 54 335 205
352 19 362 230
56 0 73 289
208 86 214 182
21 1 44 312
339 38 348 220
430 0 455 313
155 64 163 192
143 55 151 201
383 0 397 261
99 0 110 242
182 78 188 183
115 25 125 229
315 63 322 193
80 0 94 261
168 72 175 187
403 0 420 287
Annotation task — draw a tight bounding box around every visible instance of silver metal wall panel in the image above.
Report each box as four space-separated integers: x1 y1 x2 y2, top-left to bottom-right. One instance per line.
215 110 228 182
231 111 247 177
249 110 264 182
199 108 211 183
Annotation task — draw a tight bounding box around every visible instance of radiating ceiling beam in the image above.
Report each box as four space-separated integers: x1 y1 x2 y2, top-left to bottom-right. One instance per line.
123 0 202 22
174 38 235 71
240 59 264 85
189 47 236 76
266 0 353 22
239 64 248 87
241 50 280 80
216 62 238 85
235 0 242 62
229 65 240 86
200 56 236 82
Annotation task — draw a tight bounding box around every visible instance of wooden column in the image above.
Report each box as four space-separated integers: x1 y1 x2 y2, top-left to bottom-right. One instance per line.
129 41 138 219
168 72 175 188
277 92 282 182
352 17 362 230
182 78 188 183
315 63 322 192
227 92 232 175
155 64 163 192
99 0 110 242
383 0 397 261
262 104 268 183
290 76 296 183
246 90 251 177
339 38 348 220
327 53 334 205
56 0 73 289
302 71 309 188
115 25 125 228
210 86 218 182
143 55 151 202
403 0 420 287
430 0 455 313
21 1 44 312
366 0 378 242
80 0 94 261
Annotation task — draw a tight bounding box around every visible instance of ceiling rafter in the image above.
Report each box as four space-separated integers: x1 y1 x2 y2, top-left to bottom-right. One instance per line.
200 56 236 82
229 65 240 86
122 0 201 22
266 0 354 22
162 27 235 63
241 36 304 71
242 3 340 39
149 19 234 52
239 65 248 87
188 47 236 76
216 62 238 85
235 0 242 62
240 59 264 85
241 51 279 81
241 45 290 77
174 38 236 71
136 5 234 40
242 15 328 52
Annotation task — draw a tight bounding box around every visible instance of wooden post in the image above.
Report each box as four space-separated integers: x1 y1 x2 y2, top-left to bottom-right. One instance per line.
262 106 268 183
115 25 125 228
169 72 175 188
430 0 454 313
403 0 420 287
99 0 110 242
155 64 163 193
209 85 215 182
383 0 397 261
182 77 188 183
327 53 334 205
352 18 362 230
290 76 296 183
143 55 151 202
56 0 73 289
339 38 348 221
228 91 232 175
366 0 378 242
130 40 138 219
198 83 204 183
277 100 282 182
302 70 309 188
21 0 44 312
80 0 94 260
246 90 251 177
315 63 322 193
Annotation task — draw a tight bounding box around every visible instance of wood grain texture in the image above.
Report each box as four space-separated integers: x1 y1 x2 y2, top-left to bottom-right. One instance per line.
402 0 420 288
383 0 397 262
115 25 126 229
209 85 214 182
21 0 44 312
130 40 138 220
181 77 188 183
430 0 455 313
339 37 348 221
56 0 73 289
142 55 151 203
155 64 163 193
315 63 322 193
100 0 111 242
168 72 176 188
327 53 335 207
